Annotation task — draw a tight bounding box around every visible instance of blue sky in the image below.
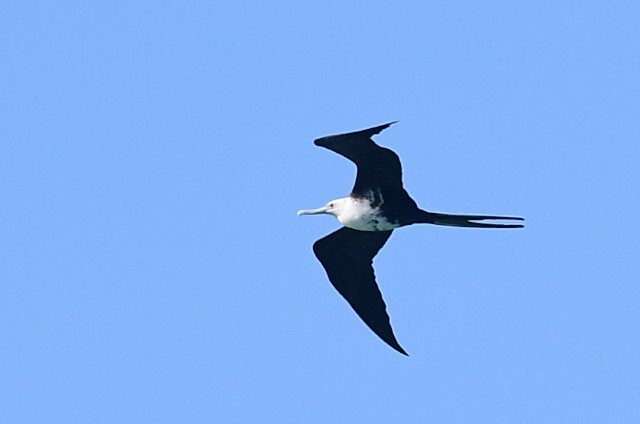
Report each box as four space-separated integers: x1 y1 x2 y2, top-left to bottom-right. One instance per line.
2 1 639 422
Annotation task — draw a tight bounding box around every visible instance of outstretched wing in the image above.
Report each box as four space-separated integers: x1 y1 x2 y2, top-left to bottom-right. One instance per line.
312 227 407 355
313 122 405 197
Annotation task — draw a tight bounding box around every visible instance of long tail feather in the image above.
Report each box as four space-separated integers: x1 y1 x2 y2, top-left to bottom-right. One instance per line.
417 211 525 229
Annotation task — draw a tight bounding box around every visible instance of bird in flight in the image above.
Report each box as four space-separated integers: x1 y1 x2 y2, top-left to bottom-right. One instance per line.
298 122 524 355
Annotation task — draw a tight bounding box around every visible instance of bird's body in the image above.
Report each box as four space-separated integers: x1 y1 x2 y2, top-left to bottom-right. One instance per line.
298 122 524 355
306 193 401 231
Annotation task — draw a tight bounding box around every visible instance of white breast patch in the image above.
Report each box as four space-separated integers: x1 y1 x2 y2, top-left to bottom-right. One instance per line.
337 197 400 231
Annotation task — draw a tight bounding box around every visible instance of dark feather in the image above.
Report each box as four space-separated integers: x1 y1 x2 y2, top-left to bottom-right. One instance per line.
314 122 405 197
312 227 407 355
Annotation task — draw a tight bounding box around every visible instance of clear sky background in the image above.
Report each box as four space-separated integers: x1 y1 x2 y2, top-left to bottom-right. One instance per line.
2 1 639 423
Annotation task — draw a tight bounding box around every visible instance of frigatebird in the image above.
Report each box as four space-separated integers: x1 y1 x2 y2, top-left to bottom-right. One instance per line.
298 122 524 355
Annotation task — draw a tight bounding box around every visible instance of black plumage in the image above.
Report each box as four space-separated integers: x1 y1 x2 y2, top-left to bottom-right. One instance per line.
303 122 524 355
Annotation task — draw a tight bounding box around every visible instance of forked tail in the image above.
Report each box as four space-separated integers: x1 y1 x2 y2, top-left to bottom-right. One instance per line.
416 210 525 228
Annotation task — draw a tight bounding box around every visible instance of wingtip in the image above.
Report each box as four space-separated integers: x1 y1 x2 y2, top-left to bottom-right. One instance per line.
381 332 409 355
370 120 398 135
389 340 409 356
313 121 398 146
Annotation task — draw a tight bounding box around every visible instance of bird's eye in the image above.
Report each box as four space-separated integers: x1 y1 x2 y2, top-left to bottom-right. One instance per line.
329 203 334 208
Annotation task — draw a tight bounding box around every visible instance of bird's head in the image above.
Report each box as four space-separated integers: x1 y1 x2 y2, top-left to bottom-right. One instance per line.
297 197 347 219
